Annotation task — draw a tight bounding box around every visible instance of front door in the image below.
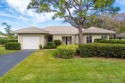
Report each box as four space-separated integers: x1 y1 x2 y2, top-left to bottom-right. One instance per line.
62 37 71 45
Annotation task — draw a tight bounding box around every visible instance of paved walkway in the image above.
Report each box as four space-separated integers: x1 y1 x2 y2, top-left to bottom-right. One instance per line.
0 50 36 77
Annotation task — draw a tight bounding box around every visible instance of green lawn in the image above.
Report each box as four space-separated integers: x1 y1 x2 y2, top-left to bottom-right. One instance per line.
1 50 125 83
0 46 18 55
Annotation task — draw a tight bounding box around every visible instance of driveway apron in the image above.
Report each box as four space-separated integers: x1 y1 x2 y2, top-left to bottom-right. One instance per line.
0 50 36 77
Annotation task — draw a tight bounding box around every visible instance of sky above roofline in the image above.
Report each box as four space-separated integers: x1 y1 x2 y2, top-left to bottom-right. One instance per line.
0 0 125 33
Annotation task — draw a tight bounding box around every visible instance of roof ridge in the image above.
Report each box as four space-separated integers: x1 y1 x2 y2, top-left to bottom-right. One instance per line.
14 26 40 31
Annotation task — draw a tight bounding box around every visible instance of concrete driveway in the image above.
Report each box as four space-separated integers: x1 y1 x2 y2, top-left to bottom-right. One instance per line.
0 50 36 77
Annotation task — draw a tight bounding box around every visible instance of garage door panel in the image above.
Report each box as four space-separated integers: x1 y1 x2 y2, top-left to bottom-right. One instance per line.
23 37 40 49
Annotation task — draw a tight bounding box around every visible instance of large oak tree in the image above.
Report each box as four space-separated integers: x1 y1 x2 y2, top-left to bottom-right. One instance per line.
28 0 120 44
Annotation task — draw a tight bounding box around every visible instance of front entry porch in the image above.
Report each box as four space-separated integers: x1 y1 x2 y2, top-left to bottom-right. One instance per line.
62 37 72 45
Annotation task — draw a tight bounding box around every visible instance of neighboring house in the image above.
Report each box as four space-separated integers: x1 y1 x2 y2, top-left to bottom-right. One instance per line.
116 33 125 39
13 26 115 49
0 35 6 38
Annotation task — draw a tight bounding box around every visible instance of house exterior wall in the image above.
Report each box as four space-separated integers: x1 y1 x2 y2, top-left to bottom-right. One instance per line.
53 35 77 44
92 35 102 43
53 35 62 41
76 35 79 44
18 33 46 49
75 35 87 44
71 36 76 44
84 34 109 43
18 33 110 49
83 35 86 43
92 34 110 42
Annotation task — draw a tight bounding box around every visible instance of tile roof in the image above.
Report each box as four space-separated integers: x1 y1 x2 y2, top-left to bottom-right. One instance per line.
43 26 84 35
83 27 115 34
13 26 115 35
116 33 125 38
13 26 49 34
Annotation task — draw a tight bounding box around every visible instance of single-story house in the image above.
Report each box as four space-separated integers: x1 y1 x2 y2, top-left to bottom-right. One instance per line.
13 26 115 49
116 33 125 39
0 35 6 38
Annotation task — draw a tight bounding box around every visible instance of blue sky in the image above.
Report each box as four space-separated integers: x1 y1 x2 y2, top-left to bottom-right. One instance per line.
0 0 125 32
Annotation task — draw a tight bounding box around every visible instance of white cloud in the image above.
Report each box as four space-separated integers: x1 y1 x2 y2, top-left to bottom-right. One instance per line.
0 12 18 19
5 0 58 23
6 8 18 15
0 12 29 21
116 0 125 6
6 0 30 14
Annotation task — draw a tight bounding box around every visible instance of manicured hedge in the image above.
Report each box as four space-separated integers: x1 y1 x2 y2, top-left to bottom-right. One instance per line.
54 40 62 46
47 42 54 46
5 42 21 50
43 42 57 49
94 39 104 43
43 46 57 49
57 45 79 59
97 39 125 44
79 43 125 58
6 40 18 43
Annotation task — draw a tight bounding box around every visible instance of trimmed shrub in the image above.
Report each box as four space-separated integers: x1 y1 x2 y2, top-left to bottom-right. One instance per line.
5 42 21 50
97 39 125 44
39 44 42 49
54 40 62 46
47 42 54 46
94 39 104 43
43 46 57 49
79 43 125 58
0 38 7 46
43 42 56 49
6 40 18 43
57 45 79 59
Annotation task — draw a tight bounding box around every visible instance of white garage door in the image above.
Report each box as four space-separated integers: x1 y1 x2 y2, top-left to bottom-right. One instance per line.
22 37 40 49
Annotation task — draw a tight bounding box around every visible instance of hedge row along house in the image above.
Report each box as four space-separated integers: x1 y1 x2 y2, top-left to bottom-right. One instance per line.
13 26 115 49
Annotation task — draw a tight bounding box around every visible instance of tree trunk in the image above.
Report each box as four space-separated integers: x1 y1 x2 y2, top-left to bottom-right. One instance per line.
78 25 83 45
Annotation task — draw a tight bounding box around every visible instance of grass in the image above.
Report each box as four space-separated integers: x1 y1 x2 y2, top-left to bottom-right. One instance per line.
1 50 125 83
0 46 18 55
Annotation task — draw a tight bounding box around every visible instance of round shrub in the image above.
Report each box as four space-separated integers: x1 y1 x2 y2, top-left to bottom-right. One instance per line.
0 38 7 46
47 42 54 46
5 42 21 50
54 40 62 46
43 42 57 49
57 45 79 59
39 44 42 49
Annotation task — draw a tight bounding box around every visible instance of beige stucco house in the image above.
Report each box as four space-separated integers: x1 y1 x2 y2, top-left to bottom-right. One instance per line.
13 26 115 49
0 35 6 38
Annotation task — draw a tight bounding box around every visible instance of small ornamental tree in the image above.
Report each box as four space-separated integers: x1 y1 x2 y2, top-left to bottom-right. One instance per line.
28 0 120 44
2 22 15 39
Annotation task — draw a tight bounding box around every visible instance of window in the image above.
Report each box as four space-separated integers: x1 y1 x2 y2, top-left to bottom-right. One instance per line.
86 35 92 43
48 36 53 42
101 35 108 39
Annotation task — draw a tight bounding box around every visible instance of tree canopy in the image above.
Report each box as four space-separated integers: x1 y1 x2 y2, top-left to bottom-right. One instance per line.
28 0 120 44
84 13 125 33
